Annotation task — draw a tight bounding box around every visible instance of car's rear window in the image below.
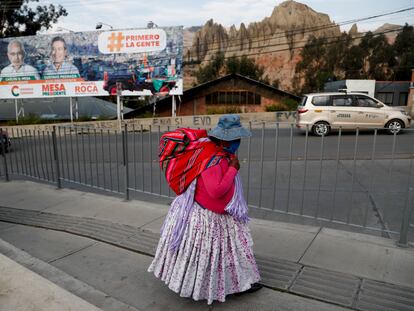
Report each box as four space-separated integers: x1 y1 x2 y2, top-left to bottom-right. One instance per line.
311 96 330 106
298 96 307 107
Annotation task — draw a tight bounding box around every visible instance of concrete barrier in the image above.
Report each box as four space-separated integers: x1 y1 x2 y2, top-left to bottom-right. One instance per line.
1 111 297 137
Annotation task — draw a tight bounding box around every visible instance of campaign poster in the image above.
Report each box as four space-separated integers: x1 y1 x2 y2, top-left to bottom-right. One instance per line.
0 26 183 99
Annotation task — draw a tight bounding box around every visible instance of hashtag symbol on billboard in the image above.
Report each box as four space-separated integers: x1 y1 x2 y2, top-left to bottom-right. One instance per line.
107 32 124 52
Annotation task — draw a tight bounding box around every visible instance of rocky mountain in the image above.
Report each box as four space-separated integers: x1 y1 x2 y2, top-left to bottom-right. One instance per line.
373 23 402 44
183 0 402 91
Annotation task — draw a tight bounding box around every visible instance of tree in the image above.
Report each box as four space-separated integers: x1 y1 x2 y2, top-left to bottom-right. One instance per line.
196 52 265 84
363 33 395 80
225 55 264 81
0 0 67 38
294 28 410 93
393 24 414 80
196 52 224 84
294 36 333 93
237 56 264 81
225 55 239 74
341 45 365 78
325 33 352 73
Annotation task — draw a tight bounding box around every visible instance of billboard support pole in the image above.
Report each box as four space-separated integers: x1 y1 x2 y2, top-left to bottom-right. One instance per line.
21 101 24 118
116 82 122 129
69 97 73 123
117 94 122 129
117 94 121 120
75 97 79 120
14 99 18 123
172 95 176 117
120 96 124 121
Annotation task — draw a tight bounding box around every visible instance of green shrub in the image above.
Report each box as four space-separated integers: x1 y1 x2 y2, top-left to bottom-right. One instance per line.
6 113 60 125
265 104 285 112
137 111 157 118
206 106 242 115
281 97 299 111
5 114 112 126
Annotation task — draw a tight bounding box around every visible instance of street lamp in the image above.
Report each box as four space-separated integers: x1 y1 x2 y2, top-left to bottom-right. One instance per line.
147 21 158 29
96 22 113 30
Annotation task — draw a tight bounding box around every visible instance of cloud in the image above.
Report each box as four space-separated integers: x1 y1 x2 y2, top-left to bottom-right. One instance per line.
49 0 413 33
58 0 282 29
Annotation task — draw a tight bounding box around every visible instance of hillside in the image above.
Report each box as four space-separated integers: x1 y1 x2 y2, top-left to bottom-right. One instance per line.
183 0 402 91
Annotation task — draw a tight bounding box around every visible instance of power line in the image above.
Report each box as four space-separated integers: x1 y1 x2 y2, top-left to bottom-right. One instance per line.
0 0 138 10
183 7 414 52
187 27 403 62
186 26 410 64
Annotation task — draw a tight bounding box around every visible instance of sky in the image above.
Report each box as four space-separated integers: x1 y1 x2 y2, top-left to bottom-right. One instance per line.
44 0 414 34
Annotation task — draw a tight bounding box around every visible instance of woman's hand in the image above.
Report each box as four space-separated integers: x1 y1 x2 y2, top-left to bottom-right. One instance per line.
228 156 240 171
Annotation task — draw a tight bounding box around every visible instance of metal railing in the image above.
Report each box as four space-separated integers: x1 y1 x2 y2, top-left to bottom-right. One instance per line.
1 123 413 246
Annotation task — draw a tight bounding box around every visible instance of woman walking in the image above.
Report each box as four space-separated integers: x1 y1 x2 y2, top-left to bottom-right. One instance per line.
148 114 262 304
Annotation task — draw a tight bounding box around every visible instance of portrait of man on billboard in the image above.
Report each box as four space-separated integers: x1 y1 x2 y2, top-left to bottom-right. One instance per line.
0 39 40 82
43 36 80 78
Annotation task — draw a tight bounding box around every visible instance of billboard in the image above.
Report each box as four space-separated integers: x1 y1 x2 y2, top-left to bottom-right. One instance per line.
0 26 183 99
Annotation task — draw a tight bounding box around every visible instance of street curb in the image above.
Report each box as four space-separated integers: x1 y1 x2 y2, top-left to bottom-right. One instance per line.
0 237 142 311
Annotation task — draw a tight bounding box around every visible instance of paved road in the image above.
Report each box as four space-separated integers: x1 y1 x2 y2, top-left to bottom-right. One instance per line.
1 126 413 241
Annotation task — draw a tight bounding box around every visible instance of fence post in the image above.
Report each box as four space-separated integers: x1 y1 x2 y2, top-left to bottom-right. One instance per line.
123 124 130 201
397 187 413 247
1 128 10 182
52 126 61 189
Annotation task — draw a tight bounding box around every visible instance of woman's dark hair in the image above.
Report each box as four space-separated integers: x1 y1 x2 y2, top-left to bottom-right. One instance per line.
209 136 240 146
208 136 221 145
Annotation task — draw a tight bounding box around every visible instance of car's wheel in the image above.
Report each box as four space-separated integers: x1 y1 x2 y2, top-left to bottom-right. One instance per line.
385 119 404 135
312 121 330 136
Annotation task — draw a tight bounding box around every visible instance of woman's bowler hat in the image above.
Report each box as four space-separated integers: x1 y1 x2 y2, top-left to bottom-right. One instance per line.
208 114 251 141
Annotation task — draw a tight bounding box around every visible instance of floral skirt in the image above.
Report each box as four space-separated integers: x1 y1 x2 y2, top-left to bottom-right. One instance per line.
148 202 261 304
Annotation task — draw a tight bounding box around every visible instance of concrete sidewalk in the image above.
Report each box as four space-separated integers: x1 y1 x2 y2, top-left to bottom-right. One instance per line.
0 252 102 311
0 180 413 310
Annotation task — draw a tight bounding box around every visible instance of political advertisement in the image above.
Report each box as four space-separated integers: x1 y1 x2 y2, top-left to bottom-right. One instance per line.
0 26 183 99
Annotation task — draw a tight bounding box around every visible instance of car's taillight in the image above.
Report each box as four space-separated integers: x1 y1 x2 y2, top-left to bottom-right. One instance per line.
297 108 308 114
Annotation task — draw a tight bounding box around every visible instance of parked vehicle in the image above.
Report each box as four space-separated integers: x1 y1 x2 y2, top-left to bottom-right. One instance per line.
0 131 11 153
80 61 129 81
296 92 412 136
103 67 176 95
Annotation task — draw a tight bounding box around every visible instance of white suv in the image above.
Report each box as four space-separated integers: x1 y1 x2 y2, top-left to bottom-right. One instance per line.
296 92 411 136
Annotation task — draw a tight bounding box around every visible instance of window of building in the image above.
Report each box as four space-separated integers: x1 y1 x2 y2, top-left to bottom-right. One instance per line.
206 93 212 105
218 92 225 104
205 91 261 105
247 92 254 105
255 93 261 105
226 92 231 105
240 92 247 105
399 92 408 106
376 92 393 105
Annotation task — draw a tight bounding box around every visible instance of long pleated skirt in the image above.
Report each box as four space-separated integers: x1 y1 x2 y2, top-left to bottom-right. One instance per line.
148 202 260 304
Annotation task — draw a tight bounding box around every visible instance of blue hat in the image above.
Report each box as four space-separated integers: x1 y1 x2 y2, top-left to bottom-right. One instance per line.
208 114 251 141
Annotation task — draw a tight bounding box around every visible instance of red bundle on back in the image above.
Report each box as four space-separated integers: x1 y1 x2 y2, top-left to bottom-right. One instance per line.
159 128 225 195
